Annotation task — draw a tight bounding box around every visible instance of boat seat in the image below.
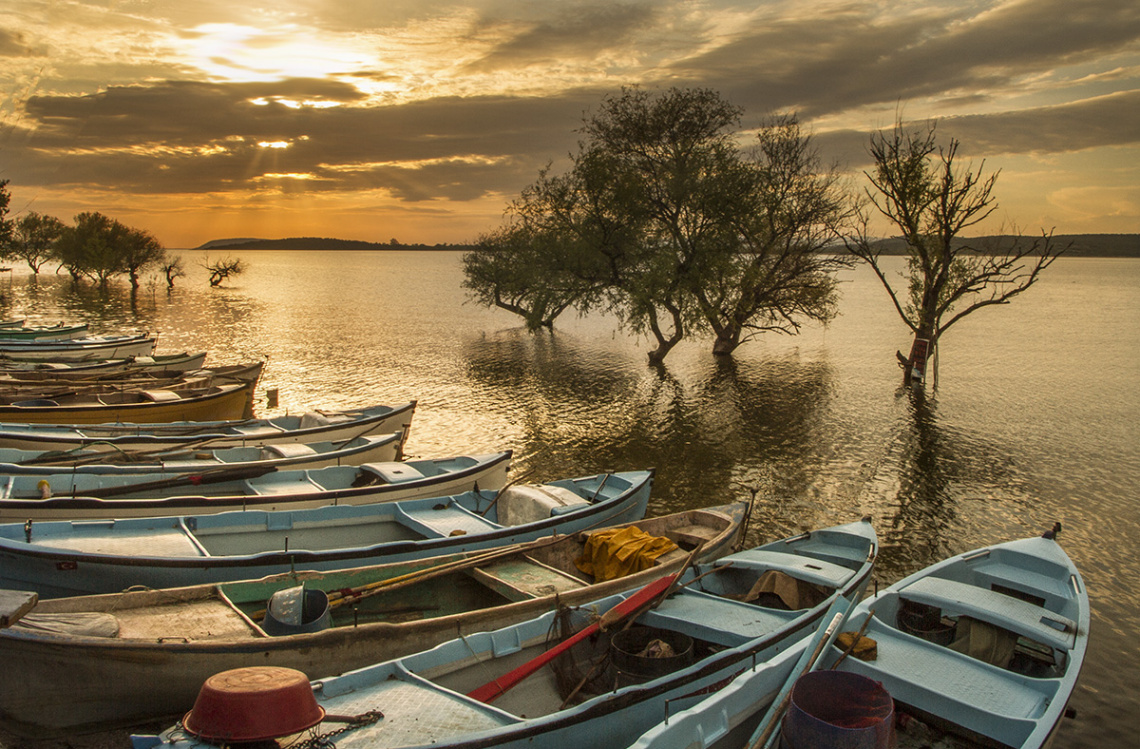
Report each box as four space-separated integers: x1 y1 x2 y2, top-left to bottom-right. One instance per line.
641 589 802 648
141 390 181 402
0 589 38 627
362 462 426 483
263 442 319 458
899 576 1076 650
398 502 501 538
720 549 854 588
667 523 722 549
470 556 586 602
840 617 1057 744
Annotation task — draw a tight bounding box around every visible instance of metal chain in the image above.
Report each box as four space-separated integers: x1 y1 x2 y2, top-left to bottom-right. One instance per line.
286 711 384 749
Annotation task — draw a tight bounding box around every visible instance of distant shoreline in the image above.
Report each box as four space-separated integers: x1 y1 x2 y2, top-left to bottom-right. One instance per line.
194 234 1140 257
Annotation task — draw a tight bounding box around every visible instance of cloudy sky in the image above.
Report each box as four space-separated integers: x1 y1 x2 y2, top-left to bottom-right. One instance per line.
2 0 1138 248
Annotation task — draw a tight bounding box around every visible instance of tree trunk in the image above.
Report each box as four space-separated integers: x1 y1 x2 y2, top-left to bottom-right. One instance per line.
712 325 742 356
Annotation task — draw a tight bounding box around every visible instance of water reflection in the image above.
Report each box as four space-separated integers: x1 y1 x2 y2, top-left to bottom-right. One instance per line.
463 329 837 547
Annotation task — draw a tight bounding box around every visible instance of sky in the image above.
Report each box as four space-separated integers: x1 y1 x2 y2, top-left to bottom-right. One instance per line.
1 0 1138 248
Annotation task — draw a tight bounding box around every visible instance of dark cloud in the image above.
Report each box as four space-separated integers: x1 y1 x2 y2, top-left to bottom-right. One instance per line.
670 0 1140 119
8 79 601 199
0 28 45 57
463 3 659 72
815 90 1140 169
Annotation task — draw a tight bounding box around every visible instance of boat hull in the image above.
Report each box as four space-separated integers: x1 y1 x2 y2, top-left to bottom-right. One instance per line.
0 401 416 451
0 503 742 736
0 450 513 521
0 381 255 424
0 470 652 596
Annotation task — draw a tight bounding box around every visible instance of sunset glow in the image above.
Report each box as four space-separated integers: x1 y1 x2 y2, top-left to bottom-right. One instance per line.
2 0 1137 247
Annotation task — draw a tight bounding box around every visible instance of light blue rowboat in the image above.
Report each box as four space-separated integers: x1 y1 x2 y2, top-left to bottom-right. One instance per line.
0 502 742 736
0 401 416 452
630 526 1088 749
132 518 877 749
0 450 512 521
0 469 654 597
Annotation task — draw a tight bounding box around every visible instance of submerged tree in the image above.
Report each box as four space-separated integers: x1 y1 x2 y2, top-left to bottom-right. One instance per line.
5 212 66 273
53 212 124 283
205 257 245 287
463 88 854 364
120 226 167 289
0 180 12 248
848 121 1062 386
162 256 186 289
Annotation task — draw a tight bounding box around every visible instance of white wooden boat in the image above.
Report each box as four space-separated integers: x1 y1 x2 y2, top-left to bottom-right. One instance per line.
0 401 416 452
131 519 877 749
0 469 654 595
0 501 743 736
0 430 402 476
0 351 208 374
0 361 264 401
0 334 157 361
0 450 513 521
630 526 1088 749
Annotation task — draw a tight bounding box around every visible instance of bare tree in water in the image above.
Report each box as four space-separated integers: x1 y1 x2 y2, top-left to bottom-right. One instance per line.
847 120 1063 387
204 257 245 287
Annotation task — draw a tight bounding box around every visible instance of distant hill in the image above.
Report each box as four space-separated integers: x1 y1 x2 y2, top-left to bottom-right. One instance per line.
197 233 1138 256
867 234 1140 257
195 237 473 251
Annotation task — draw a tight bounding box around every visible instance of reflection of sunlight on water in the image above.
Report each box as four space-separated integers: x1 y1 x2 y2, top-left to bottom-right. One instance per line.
4 252 1137 749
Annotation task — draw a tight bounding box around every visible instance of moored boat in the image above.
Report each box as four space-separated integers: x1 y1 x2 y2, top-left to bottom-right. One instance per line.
0 351 209 374
0 469 653 596
0 449 513 521
0 380 256 424
130 518 877 749
0 401 416 452
0 361 265 402
629 526 1088 749
0 501 743 736
0 430 402 476
0 333 156 361
0 322 89 341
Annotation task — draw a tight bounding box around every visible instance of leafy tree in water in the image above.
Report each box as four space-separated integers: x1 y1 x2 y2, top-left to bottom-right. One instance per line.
120 225 167 289
463 88 854 364
848 121 1062 385
54 212 124 283
6 212 66 273
53 212 168 287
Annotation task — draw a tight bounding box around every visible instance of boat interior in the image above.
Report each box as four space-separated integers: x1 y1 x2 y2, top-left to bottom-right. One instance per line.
831 545 1081 748
13 507 736 644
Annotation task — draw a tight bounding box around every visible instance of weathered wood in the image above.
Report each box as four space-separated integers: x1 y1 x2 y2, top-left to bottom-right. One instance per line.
0 589 38 627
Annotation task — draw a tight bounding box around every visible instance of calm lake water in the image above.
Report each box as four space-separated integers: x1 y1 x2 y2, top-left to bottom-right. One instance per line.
3 251 1137 748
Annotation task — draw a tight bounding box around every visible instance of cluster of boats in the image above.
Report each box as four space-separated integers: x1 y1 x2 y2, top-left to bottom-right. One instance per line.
0 321 1089 749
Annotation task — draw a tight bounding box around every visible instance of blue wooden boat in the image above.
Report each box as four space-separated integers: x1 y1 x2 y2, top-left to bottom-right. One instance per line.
0 401 416 452
131 518 877 749
630 527 1088 749
0 502 743 736
0 450 512 521
0 470 653 597
0 322 89 341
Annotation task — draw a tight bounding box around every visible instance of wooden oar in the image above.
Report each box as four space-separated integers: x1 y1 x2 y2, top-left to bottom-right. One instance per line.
746 593 856 749
466 573 679 704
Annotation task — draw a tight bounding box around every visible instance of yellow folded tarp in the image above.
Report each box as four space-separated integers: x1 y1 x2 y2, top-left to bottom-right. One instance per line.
575 526 679 582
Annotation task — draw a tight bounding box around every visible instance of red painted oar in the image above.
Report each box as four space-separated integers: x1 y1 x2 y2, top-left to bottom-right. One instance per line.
466 573 678 704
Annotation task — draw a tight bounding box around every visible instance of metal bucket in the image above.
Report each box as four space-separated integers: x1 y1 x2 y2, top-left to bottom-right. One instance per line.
261 585 332 636
781 670 894 749
610 626 694 685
